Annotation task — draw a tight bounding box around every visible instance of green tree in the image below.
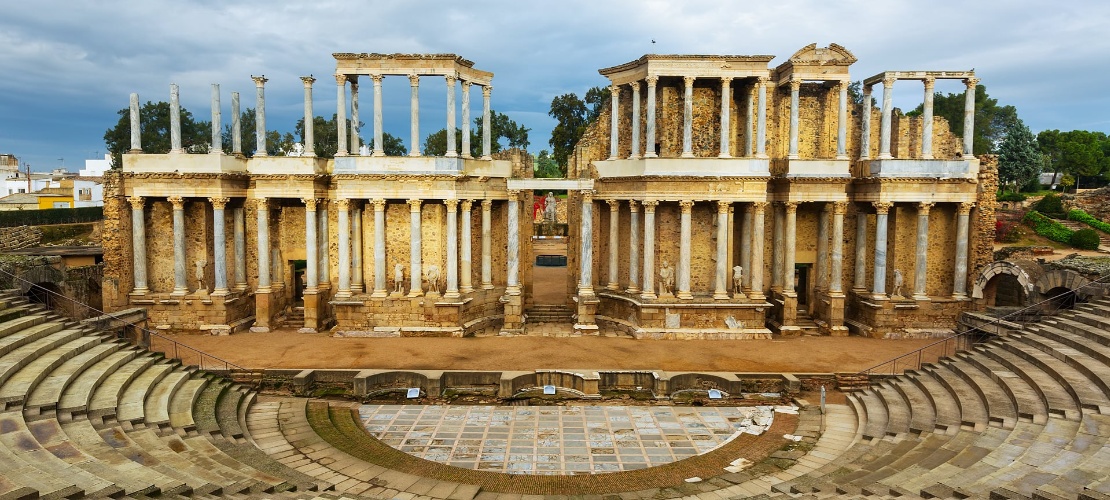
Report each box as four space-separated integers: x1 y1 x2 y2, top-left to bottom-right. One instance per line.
1038 130 1110 189
909 84 1017 155
534 150 562 178
103 101 209 167
548 87 607 168
997 119 1042 193
423 127 464 157
1037 129 1064 186
424 110 530 157
221 107 283 157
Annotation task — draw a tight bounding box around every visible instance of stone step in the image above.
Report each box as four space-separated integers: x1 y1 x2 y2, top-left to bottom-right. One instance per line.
1056 311 1110 342
874 430 980 492
0 327 87 391
26 417 168 496
0 305 46 328
1029 323 1110 367
86 355 160 418
60 415 199 494
0 334 108 408
922 364 988 430
978 343 1081 420
1011 332 1110 408
890 378 937 435
267 399 359 490
144 368 193 427
0 409 121 497
0 312 47 339
115 362 175 424
960 419 1081 497
97 422 239 494
996 336 1110 414
168 375 212 432
856 389 890 440
939 357 1015 428
904 369 961 433
25 339 128 411
958 352 1048 424
0 316 66 359
216 384 249 441
122 425 270 493
873 383 912 438
57 348 141 415
1045 317 1110 354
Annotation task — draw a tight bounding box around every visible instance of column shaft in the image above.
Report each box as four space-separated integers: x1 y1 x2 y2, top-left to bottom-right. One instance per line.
608 85 620 159
606 200 620 290
860 86 872 160
446 76 457 157
169 84 182 153
837 82 848 159
816 204 829 290
756 77 768 158
316 202 328 287
640 201 658 299
252 76 268 156
445 200 460 298
744 87 754 157
963 78 979 158
129 93 141 152
682 77 695 157
170 197 187 294
409 75 421 156
350 78 360 153
914 203 932 300
211 198 229 294
460 200 474 292
302 76 316 156
304 199 319 292
210 84 221 153
719 78 732 157
749 203 766 300
677 200 693 299
630 82 641 159
922 77 935 159
408 199 422 296
461 82 472 158
129 197 148 293
772 203 784 290
740 204 752 291
506 193 520 294
481 200 493 289
352 204 363 292
372 200 387 297
788 80 801 159
784 202 797 293
854 210 868 290
879 78 894 159
231 91 242 155
627 201 640 293
713 201 729 299
645 77 658 158
481 86 492 159
336 75 348 156
872 202 892 297
256 199 271 290
953 203 973 298
579 192 595 296
372 75 384 156
830 203 846 293
233 206 246 289
337 200 351 297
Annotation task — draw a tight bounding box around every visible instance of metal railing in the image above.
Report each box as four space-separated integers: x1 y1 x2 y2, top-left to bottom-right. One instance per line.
858 273 1110 376
0 267 247 373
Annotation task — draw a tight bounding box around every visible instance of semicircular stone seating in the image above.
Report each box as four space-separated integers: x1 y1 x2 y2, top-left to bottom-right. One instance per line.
0 288 1109 499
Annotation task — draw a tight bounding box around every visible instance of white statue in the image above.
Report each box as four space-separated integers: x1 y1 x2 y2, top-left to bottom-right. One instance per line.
892 269 905 297
544 192 557 222
733 265 744 293
393 264 405 294
359 144 371 156
194 260 207 292
425 264 441 294
725 315 744 330
288 143 305 157
659 260 675 295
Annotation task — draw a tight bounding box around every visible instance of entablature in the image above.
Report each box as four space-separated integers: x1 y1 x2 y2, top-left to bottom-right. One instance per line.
334 53 493 85
599 54 774 86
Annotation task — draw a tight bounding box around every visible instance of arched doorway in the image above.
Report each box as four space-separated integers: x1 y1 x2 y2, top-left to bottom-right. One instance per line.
1042 286 1078 311
24 282 62 310
983 274 1026 307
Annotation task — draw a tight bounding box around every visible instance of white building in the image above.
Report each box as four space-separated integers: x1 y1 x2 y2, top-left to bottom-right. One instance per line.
72 154 110 207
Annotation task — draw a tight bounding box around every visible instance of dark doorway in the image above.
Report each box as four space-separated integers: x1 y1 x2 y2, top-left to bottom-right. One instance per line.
1043 286 1078 311
795 264 810 307
290 260 307 304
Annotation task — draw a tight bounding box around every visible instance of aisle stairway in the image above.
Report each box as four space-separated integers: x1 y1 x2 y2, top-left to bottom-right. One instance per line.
1059 219 1110 248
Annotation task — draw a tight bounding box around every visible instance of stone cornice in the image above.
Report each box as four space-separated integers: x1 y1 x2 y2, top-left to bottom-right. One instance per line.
250 174 328 181
331 173 469 182
600 54 776 75
598 175 771 182
122 172 249 181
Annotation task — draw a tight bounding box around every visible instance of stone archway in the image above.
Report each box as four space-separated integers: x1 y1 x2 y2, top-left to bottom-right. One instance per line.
1035 269 1092 311
972 260 1039 308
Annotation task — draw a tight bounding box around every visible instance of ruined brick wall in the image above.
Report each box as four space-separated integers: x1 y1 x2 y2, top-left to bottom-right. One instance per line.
972 155 999 282
101 170 132 311
0 226 43 252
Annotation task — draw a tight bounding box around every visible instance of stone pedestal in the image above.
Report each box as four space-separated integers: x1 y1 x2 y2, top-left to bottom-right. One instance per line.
574 294 600 336
501 292 523 334
301 291 320 333
250 290 273 332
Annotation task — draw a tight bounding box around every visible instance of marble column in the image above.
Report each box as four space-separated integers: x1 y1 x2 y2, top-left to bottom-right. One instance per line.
749 202 767 301
317 200 329 287
740 204 752 291
860 85 872 160
231 92 242 156
713 201 730 299
252 75 268 157
816 203 829 291
300 76 316 157
677 200 693 299
304 198 319 293
233 206 246 290
461 81 472 158
963 77 979 158
506 192 521 295
745 86 755 157
210 84 222 154
644 76 658 158
446 75 458 158
579 191 595 297
255 198 271 291
372 75 385 156
914 202 933 300
336 74 348 156
408 74 421 157
606 199 620 290
352 203 363 292
627 201 640 294
129 93 142 152
128 196 148 294
630 82 641 159
953 202 974 298
719 77 732 158
756 76 768 158
638 201 660 300
921 76 935 159
445 199 460 298
481 199 493 289
608 85 620 160
879 77 895 160
349 77 360 154
837 81 849 160
210 197 229 295
872 202 893 298
407 199 423 296
771 203 784 291
788 79 801 159
460 200 474 293
169 84 182 153
336 199 351 297
682 77 695 158
371 199 387 297
854 209 868 290
169 196 187 294
829 202 847 294
783 202 798 293
481 86 492 160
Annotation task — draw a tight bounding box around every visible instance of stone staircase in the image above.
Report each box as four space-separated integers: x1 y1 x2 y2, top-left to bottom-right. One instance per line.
524 304 575 324
283 306 306 330
1059 219 1110 248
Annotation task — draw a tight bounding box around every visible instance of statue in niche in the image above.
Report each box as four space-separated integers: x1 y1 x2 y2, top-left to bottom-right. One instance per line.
194 260 207 293
393 264 405 294
892 269 905 298
425 264 441 294
659 260 675 296
733 265 744 294
543 192 557 223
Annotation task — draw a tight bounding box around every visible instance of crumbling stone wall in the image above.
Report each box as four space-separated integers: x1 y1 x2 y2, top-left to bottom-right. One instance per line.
0 226 43 252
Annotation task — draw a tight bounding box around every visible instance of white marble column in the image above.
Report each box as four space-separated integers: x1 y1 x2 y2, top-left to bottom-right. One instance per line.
301 76 316 157
446 75 458 158
830 202 846 294
579 191 595 297
481 86 492 160
860 85 873 160
744 86 755 157
879 77 895 160
784 202 798 293
506 192 521 295
210 197 229 295
233 206 246 290
252 75 268 157
210 84 222 154
816 203 829 291
609 85 620 160
349 77 360 154
336 74 348 156
231 91 242 156
371 199 387 297
606 199 620 290
352 203 363 293
872 202 893 297
372 75 384 156
953 202 974 298
837 81 848 160
169 84 182 153
963 77 979 158
317 200 329 287
921 76 935 159
749 202 767 301
641 201 658 299
772 203 784 291
677 200 693 299
460 200 474 293
445 199 460 298
914 202 933 300
168 196 187 294
129 93 142 152
854 209 868 290
719 78 732 158
337 199 351 297
255 198 271 291
627 201 640 294
481 199 493 289
304 198 319 293
407 199 423 296
408 74 421 156
128 197 148 294
682 77 695 158
645 76 658 158
630 82 641 159
713 201 730 299
756 77 768 158
740 203 752 291
461 81 472 159
788 79 801 159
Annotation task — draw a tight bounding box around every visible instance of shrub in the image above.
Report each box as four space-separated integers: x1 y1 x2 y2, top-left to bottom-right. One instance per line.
996 192 1027 202
1070 229 1102 250
1033 193 1065 217
0 206 103 228
1067 209 1110 234
1023 210 1073 244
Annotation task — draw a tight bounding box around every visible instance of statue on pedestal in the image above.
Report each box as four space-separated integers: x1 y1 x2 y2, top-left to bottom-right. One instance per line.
425 264 441 294
194 260 207 293
892 269 905 298
543 192 557 223
733 265 744 294
393 264 405 294
659 260 675 296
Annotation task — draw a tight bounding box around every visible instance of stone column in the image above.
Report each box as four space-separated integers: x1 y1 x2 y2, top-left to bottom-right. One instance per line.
606 199 620 290
506 192 521 295
872 202 893 298
352 203 363 293
129 93 142 153
677 200 694 299
963 77 979 158
210 197 230 295
879 77 895 160
317 200 329 287
740 203 752 291
303 198 319 293
640 200 659 299
629 82 641 159
349 77 360 154
682 76 695 158
627 201 640 294
719 77 732 158
645 76 658 158
788 79 801 159
252 75 268 157
837 81 849 159
229 92 242 156
816 203 829 291
445 199 460 298
914 202 933 300
337 199 351 297
481 86 492 160
295 76 315 158
608 85 620 160
460 200 474 293
233 206 246 290
407 199 423 296
210 84 222 154
128 196 148 294
745 86 755 157
953 202 974 298
446 75 458 158
579 191 595 297
713 201 730 299
336 74 348 156
372 75 385 156
481 200 493 289
169 196 187 295
371 199 387 297
255 198 271 291
772 203 784 291
830 202 847 294
756 76 768 158
783 202 798 293
169 84 182 153
860 85 872 160
854 209 868 290
461 81 472 158
408 74 421 156
921 76 935 159
749 202 767 301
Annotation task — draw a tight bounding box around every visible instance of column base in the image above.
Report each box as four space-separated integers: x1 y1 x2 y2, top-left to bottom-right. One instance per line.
407 290 424 298
713 291 729 300
460 285 474 293
234 284 248 292
371 289 388 298
748 291 766 302
681 152 695 158
951 293 969 301
625 286 640 295
211 288 229 297
640 291 657 300
644 153 657 158
912 294 930 302
505 285 521 296
871 293 890 301
129 288 149 296
717 153 732 159
677 291 693 300
787 154 799 160
171 288 187 296
836 154 849 160
443 291 461 300
481 283 494 290
606 283 619 291
480 155 492 161
335 290 352 299
446 151 458 158
351 284 364 293
372 150 385 157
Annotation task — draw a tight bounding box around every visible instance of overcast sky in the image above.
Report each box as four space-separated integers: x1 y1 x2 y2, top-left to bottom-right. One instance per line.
2 0 1108 172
